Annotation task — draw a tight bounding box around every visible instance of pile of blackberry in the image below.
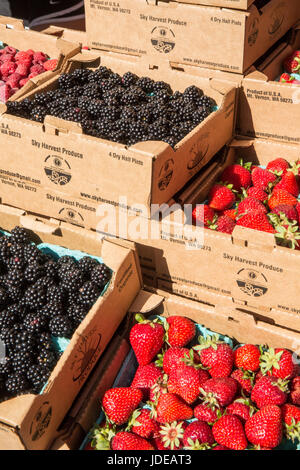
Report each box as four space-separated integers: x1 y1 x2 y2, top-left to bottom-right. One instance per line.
6 68 216 147
0 226 111 399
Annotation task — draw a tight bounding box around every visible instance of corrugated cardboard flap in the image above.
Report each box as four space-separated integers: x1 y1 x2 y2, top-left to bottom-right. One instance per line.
0 394 37 428
0 15 24 31
128 289 163 314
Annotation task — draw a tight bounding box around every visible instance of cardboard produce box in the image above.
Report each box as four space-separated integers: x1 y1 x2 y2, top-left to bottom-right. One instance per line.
41 26 89 51
0 204 142 450
0 16 81 101
169 0 255 8
237 24 300 144
0 51 236 217
84 0 300 73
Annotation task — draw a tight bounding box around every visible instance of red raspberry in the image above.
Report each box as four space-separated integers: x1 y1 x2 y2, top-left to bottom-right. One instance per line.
6 73 22 89
15 51 32 63
0 53 15 63
16 57 32 68
33 51 47 63
43 59 58 71
3 46 16 56
19 78 30 87
0 84 11 103
30 64 45 75
0 61 16 77
28 72 39 79
15 63 29 77
26 49 35 57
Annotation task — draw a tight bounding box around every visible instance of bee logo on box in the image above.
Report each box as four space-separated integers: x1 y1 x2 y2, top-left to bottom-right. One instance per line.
151 27 175 54
158 158 174 191
268 7 285 36
58 208 84 226
247 17 259 47
236 269 268 297
44 155 72 186
187 140 209 171
30 402 52 442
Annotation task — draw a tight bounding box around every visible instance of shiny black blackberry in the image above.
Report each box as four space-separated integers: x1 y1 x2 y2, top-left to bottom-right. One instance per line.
5 268 25 289
128 122 148 144
0 287 8 309
120 106 136 121
23 312 48 334
67 303 89 326
163 136 177 148
90 264 111 289
86 99 104 118
13 330 36 353
78 256 99 277
121 71 138 87
49 315 73 338
78 281 101 308
24 282 47 309
148 121 169 141
5 373 30 394
153 81 173 95
7 286 23 303
46 285 66 305
0 310 16 332
27 364 51 392
11 351 35 375
58 73 77 90
57 255 77 270
82 83 102 99
136 77 155 93
39 302 64 318
37 349 57 369
24 262 45 284
60 267 84 292
0 358 12 377
30 105 47 123
72 68 91 85
23 244 47 265
44 260 58 282
183 85 203 103
101 105 120 122
36 332 52 352
10 226 30 245
64 85 83 98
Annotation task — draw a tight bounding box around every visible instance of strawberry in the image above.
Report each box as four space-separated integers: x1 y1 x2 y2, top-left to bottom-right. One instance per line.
159 347 199 375
112 431 154 450
220 163 251 191
245 405 283 449
131 363 163 400
200 377 238 407
279 73 294 83
194 402 223 424
212 414 247 450
44 59 58 71
268 188 298 210
231 369 254 396
219 208 237 221
273 170 299 197
192 204 215 227
284 54 300 73
234 344 261 372
270 204 299 223
266 158 290 175
251 376 288 408
226 397 255 424
167 363 210 404
290 377 300 405
194 334 234 378
251 167 277 191
281 403 300 442
166 315 195 347
237 197 267 215
154 393 194 423
157 421 186 450
260 347 296 380
129 315 165 366
246 186 268 202
209 215 235 234
149 374 168 402
128 408 160 439
183 420 214 449
102 387 143 425
213 444 231 450
236 210 275 233
208 183 235 211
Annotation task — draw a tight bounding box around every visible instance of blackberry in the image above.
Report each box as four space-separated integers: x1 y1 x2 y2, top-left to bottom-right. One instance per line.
0 324 23 352
10 226 30 245
153 81 173 95
36 332 52 351
183 85 203 103
60 267 84 292
78 256 99 277
90 264 111 288
46 285 66 305
192 108 210 125
96 119 114 138
121 71 138 87
0 236 11 264
24 282 47 309
136 77 155 93
94 66 112 79
151 104 167 121
78 281 101 307
6 303 28 322
72 68 92 84
27 364 51 393
78 95 92 112
61 107 88 123
31 105 47 123
11 351 35 375
24 262 45 284
82 83 102 99
57 255 77 270
0 310 16 332
101 78 119 92
37 349 57 369
181 103 197 121
49 315 73 338
58 73 77 90
32 92 53 107
5 373 30 394
114 118 131 135
5 268 25 289
23 312 48 334
7 286 23 303
24 244 48 265
6 101 27 117
120 106 136 121
197 95 215 109
13 330 36 353
0 358 12 377
163 136 177 148
136 108 152 124
148 121 169 141
128 122 148 144
87 99 104 118
0 287 8 309
67 303 89 325
39 302 64 318
64 85 83 98
44 260 58 281
101 105 120 121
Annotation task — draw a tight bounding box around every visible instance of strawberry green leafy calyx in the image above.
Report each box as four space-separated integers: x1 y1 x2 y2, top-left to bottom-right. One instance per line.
273 218 300 250
159 421 185 450
90 424 117 450
260 347 296 379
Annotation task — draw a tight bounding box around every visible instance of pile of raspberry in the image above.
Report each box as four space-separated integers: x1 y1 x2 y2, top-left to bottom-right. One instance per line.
0 44 57 102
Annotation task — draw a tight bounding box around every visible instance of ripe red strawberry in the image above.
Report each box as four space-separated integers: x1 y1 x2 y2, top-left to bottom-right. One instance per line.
274 171 299 197
43 59 58 71
213 444 231 450
220 164 251 191
166 315 195 347
208 184 235 211
266 158 290 175
111 431 154 450
245 405 283 449
281 403 300 442
212 414 247 450
167 363 210 404
270 204 299 223
290 377 300 405
209 215 235 234
226 398 254 424
230 369 254 396
192 204 215 227
154 393 194 423
128 408 160 439
219 208 237 221
183 420 214 449
131 363 163 400
284 54 300 73
268 188 298 210
194 403 223 424
194 335 234 378
102 387 143 425
260 347 296 379
236 210 275 233
201 377 238 407
234 344 261 372
251 376 288 408
157 421 186 450
237 197 267 215
251 167 277 191
246 186 268 202
160 347 198 375
129 315 165 366
149 374 168 402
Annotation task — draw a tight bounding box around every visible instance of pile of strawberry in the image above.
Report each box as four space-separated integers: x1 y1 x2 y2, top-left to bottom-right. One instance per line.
0 44 57 102
279 50 300 84
88 315 300 451
192 157 300 250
